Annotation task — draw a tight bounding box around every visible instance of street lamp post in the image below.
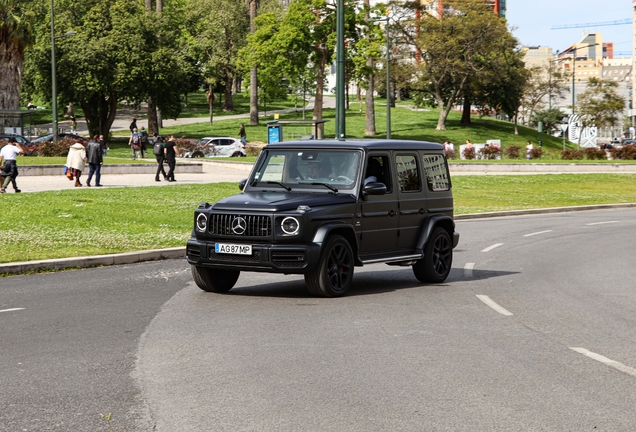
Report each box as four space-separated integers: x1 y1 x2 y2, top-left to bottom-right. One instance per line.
570 43 599 116
50 0 76 145
367 15 391 139
335 0 345 141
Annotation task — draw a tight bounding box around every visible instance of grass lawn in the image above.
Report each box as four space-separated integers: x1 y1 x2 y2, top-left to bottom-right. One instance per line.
2 174 636 264
157 105 576 155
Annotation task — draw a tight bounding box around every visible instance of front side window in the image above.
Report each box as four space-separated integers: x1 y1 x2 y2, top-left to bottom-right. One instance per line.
395 154 421 192
422 154 451 191
250 149 362 191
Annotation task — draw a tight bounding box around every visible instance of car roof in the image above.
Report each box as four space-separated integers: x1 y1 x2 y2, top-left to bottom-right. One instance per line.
265 139 444 151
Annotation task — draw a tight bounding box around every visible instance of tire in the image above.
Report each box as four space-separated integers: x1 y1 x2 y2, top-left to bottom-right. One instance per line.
412 227 453 283
192 151 204 158
191 265 240 292
231 151 241 157
305 235 354 297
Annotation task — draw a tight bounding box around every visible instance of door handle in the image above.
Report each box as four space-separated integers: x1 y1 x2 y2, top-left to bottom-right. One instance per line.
389 210 396 217
419 208 426 214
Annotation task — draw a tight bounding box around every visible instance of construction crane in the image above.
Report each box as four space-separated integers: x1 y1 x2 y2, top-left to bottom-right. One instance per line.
551 18 631 30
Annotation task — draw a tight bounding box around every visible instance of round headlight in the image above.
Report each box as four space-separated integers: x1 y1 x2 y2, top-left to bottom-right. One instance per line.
196 213 207 232
281 217 300 235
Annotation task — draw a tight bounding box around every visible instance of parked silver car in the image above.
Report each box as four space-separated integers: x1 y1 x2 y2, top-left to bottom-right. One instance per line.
183 137 246 158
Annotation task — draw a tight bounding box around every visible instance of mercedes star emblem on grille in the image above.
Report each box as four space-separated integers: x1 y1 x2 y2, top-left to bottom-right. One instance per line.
231 216 247 235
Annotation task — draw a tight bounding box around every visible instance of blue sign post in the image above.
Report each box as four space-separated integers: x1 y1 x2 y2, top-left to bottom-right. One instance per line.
268 125 281 144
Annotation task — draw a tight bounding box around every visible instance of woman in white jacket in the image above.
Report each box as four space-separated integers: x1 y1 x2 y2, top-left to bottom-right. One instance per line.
66 142 87 187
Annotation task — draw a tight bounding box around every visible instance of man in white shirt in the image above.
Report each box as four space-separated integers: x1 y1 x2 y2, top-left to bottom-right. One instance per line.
0 138 24 193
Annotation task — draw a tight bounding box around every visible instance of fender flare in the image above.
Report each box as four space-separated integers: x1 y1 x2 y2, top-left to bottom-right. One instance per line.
414 215 455 253
312 222 360 264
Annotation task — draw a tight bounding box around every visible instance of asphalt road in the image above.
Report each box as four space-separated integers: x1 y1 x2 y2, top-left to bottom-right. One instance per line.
3 208 636 431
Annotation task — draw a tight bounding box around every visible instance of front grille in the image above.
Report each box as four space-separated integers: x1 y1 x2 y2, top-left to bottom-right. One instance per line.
209 214 272 237
271 251 307 268
209 248 262 263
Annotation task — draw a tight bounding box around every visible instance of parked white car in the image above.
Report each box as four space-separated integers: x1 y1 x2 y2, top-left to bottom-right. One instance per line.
183 137 246 158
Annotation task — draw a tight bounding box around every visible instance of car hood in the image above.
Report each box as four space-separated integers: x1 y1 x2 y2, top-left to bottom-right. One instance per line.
212 191 356 212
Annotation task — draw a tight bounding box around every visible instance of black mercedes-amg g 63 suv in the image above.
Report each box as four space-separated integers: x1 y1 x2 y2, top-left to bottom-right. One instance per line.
187 139 459 297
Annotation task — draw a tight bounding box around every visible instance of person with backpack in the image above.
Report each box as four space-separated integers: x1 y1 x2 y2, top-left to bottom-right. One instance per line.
129 128 141 160
140 126 149 158
153 134 168 181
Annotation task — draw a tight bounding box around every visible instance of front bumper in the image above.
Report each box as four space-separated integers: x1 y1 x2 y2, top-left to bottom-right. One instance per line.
186 238 321 274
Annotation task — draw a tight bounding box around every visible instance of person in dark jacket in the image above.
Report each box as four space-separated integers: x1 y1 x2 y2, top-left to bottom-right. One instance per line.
154 134 168 182
129 118 138 133
164 135 179 182
85 135 103 187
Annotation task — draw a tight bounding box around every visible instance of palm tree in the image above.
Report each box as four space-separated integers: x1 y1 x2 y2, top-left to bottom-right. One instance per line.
0 0 35 111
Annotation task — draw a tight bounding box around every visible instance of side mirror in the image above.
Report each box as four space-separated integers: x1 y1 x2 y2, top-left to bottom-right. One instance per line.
238 178 247 190
363 182 387 196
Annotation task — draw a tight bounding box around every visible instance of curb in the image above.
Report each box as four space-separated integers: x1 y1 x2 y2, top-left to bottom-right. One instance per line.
2 203 636 276
0 247 185 276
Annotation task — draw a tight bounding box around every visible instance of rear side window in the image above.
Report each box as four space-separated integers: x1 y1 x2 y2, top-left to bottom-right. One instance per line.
395 154 421 192
422 154 450 191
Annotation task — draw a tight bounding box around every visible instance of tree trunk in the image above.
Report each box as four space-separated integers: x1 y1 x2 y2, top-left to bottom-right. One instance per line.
460 94 471 125
436 97 447 130
147 96 159 135
206 85 215 125
157 0 163 13
365 72 376 136
223 73 234 112
145 0 152 9
313 50 327 139
0 49 22 116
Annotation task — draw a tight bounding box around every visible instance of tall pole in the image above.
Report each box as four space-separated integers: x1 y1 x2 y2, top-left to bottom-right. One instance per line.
385 16 391 139
335 0 345 140
571 53 576 116
50 0 58 145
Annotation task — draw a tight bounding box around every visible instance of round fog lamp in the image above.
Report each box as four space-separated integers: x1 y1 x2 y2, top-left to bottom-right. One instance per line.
196 213 207 232
281 217 300 235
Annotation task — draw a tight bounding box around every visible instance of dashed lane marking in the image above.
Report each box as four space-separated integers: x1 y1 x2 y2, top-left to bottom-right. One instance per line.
0 308 25 313
570 347 636 378
476 295 513 316
481 243 503 253
464 263 475 278
587 221 619 226
524 230 553 237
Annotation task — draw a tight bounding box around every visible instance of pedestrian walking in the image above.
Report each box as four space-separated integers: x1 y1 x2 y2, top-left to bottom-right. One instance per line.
239 123 247 146
140 127 149 158
0 138 24 193
70 115 77 133
129 118 138 133
153 134 168 181
66 142 87 187
85 135 103 187
99 135 109 157
129 128 142 160
164 135 179 182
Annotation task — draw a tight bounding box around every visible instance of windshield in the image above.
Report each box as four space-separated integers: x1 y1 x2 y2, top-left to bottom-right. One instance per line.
250 149 362 191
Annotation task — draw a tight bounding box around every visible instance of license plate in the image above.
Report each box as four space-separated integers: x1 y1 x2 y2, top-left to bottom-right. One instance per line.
215 243 252 255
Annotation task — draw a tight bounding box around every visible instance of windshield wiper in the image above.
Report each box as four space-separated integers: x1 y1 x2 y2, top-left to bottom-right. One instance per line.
266 181 292 191
299 182 338 193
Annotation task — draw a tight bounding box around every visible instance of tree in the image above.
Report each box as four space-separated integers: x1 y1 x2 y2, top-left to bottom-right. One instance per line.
531 107 566 134
521 64 568 125
401 0 516 130
247 0 259 125
576 77 625 148
0 0 34 112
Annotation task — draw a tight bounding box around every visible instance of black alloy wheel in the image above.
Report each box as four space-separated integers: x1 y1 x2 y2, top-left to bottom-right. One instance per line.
305 235 354 297
412 227 453 283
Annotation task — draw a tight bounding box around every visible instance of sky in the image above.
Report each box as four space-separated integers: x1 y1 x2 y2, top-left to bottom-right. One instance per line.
506 0 633 56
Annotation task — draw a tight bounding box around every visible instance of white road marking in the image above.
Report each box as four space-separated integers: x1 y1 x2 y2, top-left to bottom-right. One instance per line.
464 263 475 278
476 295 513 316
0 308 25 313
524 230 553 237
570 347 636 378
587 221 619 226
481 243 503 253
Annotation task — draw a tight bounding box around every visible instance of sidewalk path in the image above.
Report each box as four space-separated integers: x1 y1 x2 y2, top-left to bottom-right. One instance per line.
14 161 249 193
